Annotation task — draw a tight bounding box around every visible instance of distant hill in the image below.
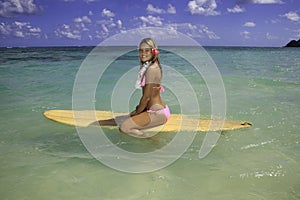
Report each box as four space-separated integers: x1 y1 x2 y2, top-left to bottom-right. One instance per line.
285 39 300 47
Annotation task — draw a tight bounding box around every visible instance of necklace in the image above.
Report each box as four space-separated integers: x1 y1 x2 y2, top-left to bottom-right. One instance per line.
135 61 152 89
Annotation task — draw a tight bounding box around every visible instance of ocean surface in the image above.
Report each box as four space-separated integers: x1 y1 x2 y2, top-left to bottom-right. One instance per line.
0 46 299 200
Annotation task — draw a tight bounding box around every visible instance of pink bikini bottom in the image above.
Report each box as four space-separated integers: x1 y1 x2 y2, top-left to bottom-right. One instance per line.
147 105 170 120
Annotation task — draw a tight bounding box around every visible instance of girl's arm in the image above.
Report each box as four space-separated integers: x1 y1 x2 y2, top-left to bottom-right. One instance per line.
131 64 161 116
133 84 155 115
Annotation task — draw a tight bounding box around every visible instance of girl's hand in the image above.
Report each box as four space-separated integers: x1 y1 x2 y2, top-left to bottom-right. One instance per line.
130 110 137 117
130 105 140 116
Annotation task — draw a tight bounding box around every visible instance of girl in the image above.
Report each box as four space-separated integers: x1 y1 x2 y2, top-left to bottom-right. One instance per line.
119 38 170 136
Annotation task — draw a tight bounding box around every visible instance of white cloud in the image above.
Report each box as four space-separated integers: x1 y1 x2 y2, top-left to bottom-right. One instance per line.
55 24 81 40
243 22 256 27
0 0 40 17
14 31 24 38
102 24 109 33
167 4 176 14
166 23 199 37
61 31 80 40
15 21 29 28
0 23 11 35
116 20 122 29
95 17 125 39
102 8 115 17
54 8 124 41
253 0 283 3
187 0 220 16
136 14 219 40
282 11 300 23
0 21 42 38
74 16 92 23
241 31 250 39
70 16 92 33
29 27 41 33
165 23 220 39
146 4 176 14
201 25 220 39
147 4 165 14
139 15 164 27
84 0 98 3
227 5 245 13
237 0 283 4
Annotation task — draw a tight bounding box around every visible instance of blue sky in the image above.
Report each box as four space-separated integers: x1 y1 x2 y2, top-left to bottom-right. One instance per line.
0 0 299 47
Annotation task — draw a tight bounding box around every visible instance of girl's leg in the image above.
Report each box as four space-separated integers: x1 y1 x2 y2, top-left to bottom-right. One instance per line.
119 111 167 137
119 112 151 136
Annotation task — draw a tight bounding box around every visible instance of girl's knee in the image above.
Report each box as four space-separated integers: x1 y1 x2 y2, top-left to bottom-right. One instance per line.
119 123 129 134
119 122 145 136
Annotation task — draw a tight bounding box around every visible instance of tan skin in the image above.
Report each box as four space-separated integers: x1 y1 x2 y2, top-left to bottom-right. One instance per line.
92 42 166 136
120 42 166 135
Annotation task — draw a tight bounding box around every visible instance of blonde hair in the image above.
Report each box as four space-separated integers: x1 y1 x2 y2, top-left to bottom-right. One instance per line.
139 38 160 65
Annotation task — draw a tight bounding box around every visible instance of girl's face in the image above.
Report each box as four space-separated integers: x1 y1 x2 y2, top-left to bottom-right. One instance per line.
139 42 153 62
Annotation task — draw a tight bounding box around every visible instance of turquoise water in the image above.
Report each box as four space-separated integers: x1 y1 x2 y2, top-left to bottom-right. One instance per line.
0 46 299 199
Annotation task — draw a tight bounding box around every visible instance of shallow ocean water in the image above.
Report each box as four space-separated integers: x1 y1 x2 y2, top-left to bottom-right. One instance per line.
0 46 299 200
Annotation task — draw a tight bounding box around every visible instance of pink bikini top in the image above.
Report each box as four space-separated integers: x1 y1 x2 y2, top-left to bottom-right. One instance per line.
141 76 164 92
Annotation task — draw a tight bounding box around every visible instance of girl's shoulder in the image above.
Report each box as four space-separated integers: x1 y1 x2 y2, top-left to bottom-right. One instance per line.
145 62 162 81
148 62 160 70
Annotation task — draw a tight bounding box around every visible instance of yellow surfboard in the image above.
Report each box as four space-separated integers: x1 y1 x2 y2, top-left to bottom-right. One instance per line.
43 110 252 132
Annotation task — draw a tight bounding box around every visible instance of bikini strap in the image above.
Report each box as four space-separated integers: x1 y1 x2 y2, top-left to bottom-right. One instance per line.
153 85 164 92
